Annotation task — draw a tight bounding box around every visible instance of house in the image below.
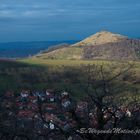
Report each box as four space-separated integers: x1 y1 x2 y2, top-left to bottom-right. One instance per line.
75 101 89 118
61 99 71 108
33 91 46 101
37 93 46 102
46 89 55 102
46 89 54 96
27 102 38 111
125 109 132 117
46 94 55 102
76 101 88 111
20 90 29 98
28 96 38 104
33 91 40 97
49 120 55 130
61 91 69 99
42 103 57 113
16 102 24 110
17 110 35 120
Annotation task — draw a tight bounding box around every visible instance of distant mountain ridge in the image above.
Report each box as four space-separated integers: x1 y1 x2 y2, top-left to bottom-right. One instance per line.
0 41 77 58
36 31 140 60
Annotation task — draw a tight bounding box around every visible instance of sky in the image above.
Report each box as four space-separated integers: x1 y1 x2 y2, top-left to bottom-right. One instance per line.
0 0 140 42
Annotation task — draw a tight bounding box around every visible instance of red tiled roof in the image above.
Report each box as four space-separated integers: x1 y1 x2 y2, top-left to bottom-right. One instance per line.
77 101 88 109
46 89 54 94
18 110 35 118
28 96 37 100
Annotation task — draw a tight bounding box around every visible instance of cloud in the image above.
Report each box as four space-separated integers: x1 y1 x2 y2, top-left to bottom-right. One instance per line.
0 0 140 42
0 0 127 18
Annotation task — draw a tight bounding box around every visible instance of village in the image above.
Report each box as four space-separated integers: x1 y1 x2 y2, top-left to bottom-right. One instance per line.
0 89 140 140
0 89 89 139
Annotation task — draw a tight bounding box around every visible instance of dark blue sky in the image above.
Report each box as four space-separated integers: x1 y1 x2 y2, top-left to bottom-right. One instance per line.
0 0 140 42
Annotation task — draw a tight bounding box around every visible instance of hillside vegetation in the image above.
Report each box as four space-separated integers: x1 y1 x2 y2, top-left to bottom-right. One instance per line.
0 58 139 104
0 30 140 103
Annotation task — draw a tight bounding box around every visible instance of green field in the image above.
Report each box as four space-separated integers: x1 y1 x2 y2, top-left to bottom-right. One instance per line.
0 58 140 103
20 58 112 66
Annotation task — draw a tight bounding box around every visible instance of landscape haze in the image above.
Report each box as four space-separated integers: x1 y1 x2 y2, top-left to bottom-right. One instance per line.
0 0 140 140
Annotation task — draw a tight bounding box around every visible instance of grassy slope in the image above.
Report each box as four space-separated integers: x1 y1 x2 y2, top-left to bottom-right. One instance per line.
20 57 113 66
35 47 83 60
0 58 140 103
0 60 48 93
20 58 140 103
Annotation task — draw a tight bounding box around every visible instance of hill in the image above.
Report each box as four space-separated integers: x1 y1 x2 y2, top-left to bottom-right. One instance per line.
72 31 127 47
35 31 140 60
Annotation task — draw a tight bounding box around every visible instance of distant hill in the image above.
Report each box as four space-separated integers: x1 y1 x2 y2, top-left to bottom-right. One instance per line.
39 43 70 54
72 31 127 47
0 41 77 58
36 31 140 60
